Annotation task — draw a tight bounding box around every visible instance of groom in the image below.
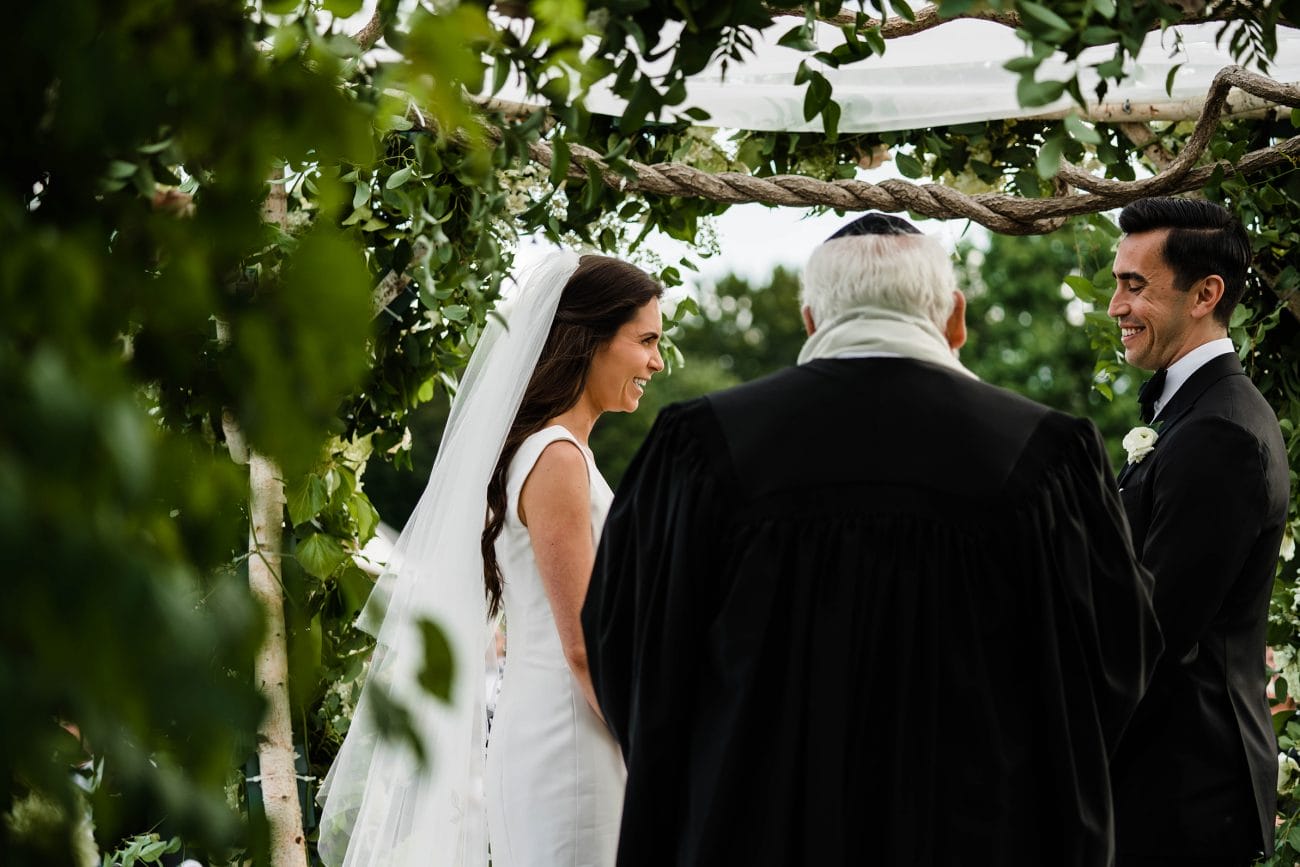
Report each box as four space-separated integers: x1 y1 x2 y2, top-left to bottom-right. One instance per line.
1106 197 1290 866
584 213 1161 866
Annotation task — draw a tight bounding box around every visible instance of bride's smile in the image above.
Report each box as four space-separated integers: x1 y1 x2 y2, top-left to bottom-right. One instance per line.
587 297 665 413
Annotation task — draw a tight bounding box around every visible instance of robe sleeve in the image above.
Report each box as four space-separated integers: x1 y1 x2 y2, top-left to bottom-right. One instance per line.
1032 415 1163 753
1141 415 1271 663
583 398 732 757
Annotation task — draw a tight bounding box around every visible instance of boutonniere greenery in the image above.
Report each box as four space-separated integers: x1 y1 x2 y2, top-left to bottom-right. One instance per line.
1122 425 1159 465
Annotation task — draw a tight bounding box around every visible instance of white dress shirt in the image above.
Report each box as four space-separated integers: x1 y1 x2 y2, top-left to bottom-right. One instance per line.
1153 337 1235 419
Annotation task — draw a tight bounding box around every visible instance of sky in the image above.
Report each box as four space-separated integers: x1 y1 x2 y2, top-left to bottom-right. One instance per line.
640 200 984 282
513 190 990 302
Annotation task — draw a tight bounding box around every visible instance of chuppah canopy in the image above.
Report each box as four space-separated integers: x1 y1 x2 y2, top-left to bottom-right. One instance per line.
490 17 1300 132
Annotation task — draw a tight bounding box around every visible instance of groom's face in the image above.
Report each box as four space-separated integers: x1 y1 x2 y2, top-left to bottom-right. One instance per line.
1108 229 1199 371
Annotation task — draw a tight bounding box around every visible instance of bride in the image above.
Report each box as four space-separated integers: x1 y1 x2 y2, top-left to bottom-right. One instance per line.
317 252 664 867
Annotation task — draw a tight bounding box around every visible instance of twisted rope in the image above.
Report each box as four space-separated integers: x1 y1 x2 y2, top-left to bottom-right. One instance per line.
502 66 1298 236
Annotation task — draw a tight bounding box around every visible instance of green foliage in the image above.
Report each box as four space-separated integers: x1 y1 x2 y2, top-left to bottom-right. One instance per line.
0 0 373 858
958 219 1137 467
6 0 1300 863
101 833 182 867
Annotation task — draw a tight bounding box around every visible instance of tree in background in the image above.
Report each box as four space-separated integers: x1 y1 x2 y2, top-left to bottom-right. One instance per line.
957 221 1138 468
593 265 810 486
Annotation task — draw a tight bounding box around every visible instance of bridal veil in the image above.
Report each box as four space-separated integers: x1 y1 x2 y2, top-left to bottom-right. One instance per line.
317 251 582 867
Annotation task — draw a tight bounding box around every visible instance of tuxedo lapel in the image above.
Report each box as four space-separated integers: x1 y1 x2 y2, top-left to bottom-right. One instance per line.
1116 352 1245 491
1150 352 1246 433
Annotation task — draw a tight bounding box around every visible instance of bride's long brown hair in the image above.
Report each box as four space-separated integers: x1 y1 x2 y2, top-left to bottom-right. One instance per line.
481 255 662 617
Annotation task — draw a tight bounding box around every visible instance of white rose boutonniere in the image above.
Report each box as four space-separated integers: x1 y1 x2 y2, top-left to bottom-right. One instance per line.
1122 426 1159 465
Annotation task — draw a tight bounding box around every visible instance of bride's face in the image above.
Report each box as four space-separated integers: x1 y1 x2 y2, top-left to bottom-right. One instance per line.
587 297 665 413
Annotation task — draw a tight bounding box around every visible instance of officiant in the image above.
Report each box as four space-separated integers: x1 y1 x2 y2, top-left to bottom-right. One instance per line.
583 213 1163 866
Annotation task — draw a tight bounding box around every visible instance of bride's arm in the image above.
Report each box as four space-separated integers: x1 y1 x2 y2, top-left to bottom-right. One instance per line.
519 440 605 722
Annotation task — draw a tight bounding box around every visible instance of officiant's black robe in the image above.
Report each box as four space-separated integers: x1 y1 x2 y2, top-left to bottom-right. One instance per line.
583 357 1162 867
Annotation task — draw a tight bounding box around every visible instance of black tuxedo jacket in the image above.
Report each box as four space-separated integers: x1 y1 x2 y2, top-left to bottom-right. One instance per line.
586 358 1161 867
1112 352 1289 859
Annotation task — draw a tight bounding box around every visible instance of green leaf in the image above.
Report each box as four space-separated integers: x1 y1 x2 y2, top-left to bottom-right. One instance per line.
1036 133 1065 179
137 139 173 155
139 839 167 861
822 99 841 141
1275 708 1296 737
351 492 379 545
1017 76 1067 108
1064 274 1100 303
1004 56 1041 74
492 54 510 95
386 165 414 189
443 304 468 322
1164 63 1183 97
1080 26 1118 46
1093 0 1115 15
1018 1 1073 38
620 76 659 133
674 296 701 318
890 0 916 22
777 24 817 52
417 378 435 403
323 0 363 15
287 473 330 525
107 160 138 179
863 27 887 56
895 152 925 179
298 532 349 579
802 70 833 122
1064 114 1101 145
417 618 455 702
549 138 571 188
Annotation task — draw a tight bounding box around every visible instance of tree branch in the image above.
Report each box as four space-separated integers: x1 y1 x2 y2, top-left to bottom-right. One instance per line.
473 66 1298 239
351 4 392 52
371 237 431 318
1116 122 1177 172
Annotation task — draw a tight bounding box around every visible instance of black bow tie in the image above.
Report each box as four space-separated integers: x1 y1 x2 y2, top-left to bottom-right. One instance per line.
1137 368 1168 423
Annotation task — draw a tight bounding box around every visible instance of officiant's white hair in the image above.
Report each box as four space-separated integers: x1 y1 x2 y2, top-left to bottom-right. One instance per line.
801 231 957 330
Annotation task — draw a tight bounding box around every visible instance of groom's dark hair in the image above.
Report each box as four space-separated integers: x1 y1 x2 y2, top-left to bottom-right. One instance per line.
1118 196 1251 327
482 256 663 617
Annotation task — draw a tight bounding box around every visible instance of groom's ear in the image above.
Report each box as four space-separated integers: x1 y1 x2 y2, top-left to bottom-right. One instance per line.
945 291 967 351
802 305 816 337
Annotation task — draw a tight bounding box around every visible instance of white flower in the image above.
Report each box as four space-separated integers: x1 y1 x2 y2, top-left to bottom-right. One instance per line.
1279 752 1300 794
1282 528 1295 563
1122 426 1159 465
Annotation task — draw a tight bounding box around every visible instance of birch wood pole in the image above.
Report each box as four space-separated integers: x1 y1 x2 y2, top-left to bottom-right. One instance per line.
247 449 305 867
232 164 309 867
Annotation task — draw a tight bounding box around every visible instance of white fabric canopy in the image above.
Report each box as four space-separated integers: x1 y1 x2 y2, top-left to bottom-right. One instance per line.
493 18 1300 132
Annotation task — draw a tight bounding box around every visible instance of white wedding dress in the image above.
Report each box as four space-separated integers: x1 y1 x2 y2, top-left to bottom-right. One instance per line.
486 425 626 867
